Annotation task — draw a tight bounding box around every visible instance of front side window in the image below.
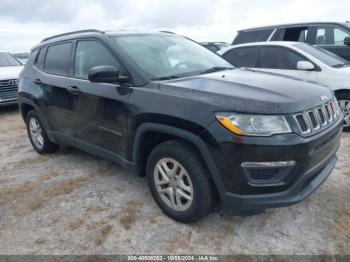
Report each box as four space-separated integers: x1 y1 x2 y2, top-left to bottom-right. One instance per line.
113 34 232 79
259 46 305 70
296 43 349 67
74 40 120 79
0 52 22 66
316 26 350 45
334 28 350 45
223 47 259 67
44 42 72 75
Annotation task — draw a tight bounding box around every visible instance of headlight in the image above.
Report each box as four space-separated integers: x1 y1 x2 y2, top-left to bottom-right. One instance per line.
215 112 291 136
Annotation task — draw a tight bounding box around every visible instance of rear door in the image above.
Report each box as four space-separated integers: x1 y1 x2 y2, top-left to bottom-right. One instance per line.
69 39 130 159
256 46 318 81
37 41 77 142
309 25 350 61
222 46 259 68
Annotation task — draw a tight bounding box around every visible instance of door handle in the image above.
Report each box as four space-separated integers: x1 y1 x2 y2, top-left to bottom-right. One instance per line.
66 86 81 95
33 78 42 85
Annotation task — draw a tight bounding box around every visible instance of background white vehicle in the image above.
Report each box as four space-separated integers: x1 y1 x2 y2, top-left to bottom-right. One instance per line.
219 42 350 131
0 52 23 107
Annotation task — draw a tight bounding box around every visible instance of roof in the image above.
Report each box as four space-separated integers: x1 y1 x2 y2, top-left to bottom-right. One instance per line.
32 29 177 50
239 21 350 32
218 41 305 55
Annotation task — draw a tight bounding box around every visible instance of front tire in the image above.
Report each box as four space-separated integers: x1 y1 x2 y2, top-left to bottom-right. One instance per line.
146 140 217 223
25 110 59 154
336 92 350 132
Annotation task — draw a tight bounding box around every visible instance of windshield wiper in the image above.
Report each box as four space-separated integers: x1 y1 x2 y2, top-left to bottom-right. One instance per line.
151 75 180 81
332 63 348 68
199 66 234 74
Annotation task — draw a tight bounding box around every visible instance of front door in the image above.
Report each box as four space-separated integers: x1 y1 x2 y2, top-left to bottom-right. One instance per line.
255 46 318 82
310 25 350 62
69 39 130 159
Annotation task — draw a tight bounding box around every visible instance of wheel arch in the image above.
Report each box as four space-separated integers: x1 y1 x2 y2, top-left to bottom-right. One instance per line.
334 89 350 96
132 123 226 200
19 98 55 142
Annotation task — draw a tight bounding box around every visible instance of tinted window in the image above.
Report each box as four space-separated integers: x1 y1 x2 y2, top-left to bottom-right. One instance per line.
204 45 219 52
223 47 259 67
233 29 274 44
283 27 309 42
0 52 21 66
260 46 305 70
74 40 119 79
34 48 46 69
44 42 72 75
316 26 350 45
296 43 349 67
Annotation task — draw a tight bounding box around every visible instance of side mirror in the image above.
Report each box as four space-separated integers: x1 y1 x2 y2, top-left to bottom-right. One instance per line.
297 61 315 71
344 36 350 46
88 66 129 84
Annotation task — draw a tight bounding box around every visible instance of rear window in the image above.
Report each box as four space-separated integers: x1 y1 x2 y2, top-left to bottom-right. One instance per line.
223 47 259 67
233 29 274 45
44 42 72 76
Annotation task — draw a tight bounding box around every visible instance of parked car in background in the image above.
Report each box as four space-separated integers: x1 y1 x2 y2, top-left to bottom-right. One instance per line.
19 30 342 223
199 42 231 52
232 22 350 61
219 41 350 131
0 52 23 107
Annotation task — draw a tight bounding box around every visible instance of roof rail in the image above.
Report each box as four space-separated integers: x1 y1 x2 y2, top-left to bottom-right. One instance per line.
41 29 105 42
159 30 176 34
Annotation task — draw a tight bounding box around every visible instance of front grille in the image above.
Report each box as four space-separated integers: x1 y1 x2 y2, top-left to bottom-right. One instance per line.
0 79 18 102
293 98 341 135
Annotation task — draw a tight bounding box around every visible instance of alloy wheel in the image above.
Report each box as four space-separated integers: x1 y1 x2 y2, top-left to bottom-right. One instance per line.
338 100 350 127
153 158 193 212
29 118 44 149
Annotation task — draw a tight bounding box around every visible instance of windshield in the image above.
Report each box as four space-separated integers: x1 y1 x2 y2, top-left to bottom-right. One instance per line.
113 34 233 79
0 52 22 66
295 43 349 67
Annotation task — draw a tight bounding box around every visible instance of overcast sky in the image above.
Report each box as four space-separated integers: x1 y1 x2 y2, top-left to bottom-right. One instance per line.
1 0 349 52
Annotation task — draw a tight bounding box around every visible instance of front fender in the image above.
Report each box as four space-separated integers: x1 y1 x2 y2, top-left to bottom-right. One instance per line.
132 123 226 201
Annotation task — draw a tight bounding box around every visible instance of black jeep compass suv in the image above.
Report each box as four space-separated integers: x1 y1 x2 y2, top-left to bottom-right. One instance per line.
18 29 343 223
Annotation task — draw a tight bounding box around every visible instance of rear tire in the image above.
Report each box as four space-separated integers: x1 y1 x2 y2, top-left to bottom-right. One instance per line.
336 92 350 132
25 110 59 154
146 140 217 223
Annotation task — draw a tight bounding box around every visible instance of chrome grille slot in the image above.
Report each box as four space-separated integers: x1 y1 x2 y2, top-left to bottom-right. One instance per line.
0 79 18 102
317 107 327 126
294 114 311 134
307 110 320 130
294 98 340 135
325 104 333 122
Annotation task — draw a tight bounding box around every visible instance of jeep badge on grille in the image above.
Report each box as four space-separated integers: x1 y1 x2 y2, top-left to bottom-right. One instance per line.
320 95 328 101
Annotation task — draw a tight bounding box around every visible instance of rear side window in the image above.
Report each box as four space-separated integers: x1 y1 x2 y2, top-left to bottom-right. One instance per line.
204 45 219 53
34 48 46 69
223 47 259 67
44 42 72 76
259 46 305 70
233 29 274 45
74 40 119 79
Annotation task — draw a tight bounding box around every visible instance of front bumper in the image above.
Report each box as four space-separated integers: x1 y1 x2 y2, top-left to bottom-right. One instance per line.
202 116 343 215
0 98 17 107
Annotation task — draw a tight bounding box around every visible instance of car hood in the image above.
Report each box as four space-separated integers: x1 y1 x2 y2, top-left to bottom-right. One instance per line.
158 69 333 114
0 66 23 80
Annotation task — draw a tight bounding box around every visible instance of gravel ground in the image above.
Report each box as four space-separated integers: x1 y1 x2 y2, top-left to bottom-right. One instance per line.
0 105 349 255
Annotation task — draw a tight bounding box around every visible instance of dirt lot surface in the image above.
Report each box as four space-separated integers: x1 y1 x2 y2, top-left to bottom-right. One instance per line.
0 106 349 255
